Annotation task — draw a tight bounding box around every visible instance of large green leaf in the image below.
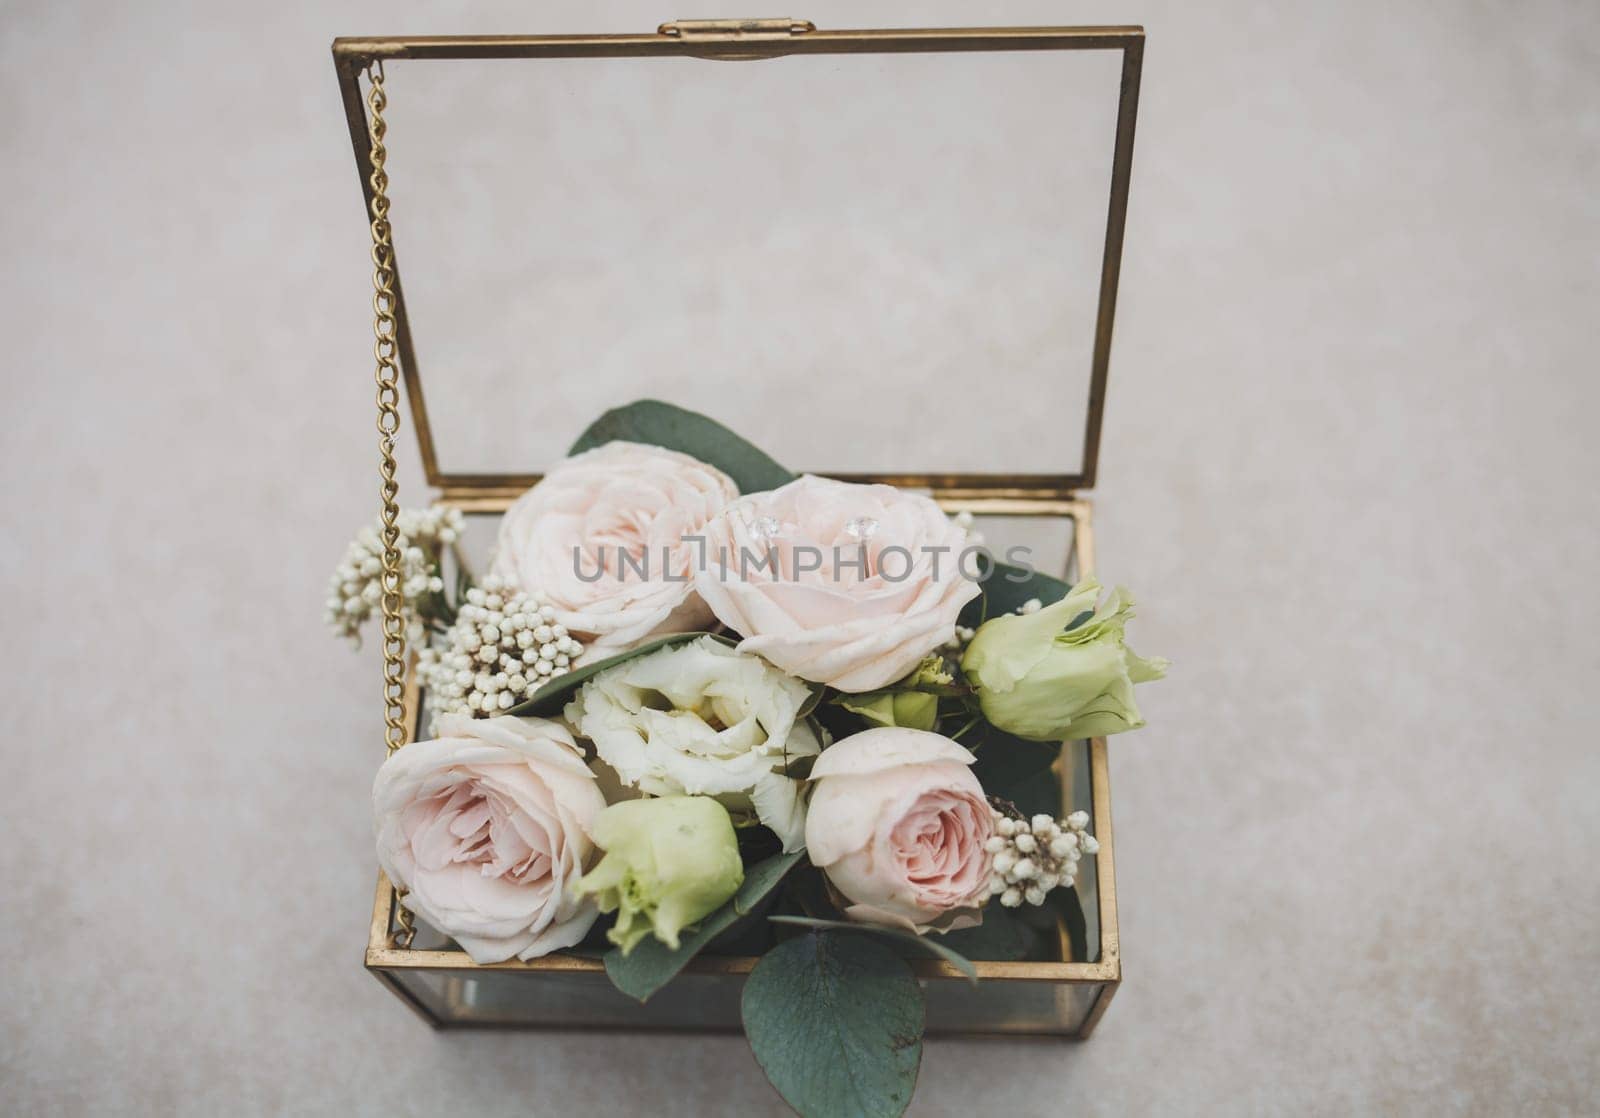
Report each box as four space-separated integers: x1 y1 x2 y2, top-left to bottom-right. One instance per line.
767 916 976 981
502 631 731 719
569 399 797 495
733 851 806 916
936 906 1036 962
742 932 924 1118
965 719 1062 819
603 851 804 1003
959 561 1073 629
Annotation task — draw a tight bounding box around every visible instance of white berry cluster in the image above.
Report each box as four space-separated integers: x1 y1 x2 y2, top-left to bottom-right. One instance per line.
326 506 463 647
986 809 1100 908
417 575 585 732
940 623 979 653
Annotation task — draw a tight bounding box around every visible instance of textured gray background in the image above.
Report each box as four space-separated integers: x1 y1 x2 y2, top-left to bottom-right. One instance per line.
3 0 1598 1114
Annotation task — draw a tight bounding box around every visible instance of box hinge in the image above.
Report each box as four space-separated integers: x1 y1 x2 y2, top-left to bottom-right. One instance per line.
657 18 815 58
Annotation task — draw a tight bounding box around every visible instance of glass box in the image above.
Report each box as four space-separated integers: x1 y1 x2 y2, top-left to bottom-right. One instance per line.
336 18 1143 1039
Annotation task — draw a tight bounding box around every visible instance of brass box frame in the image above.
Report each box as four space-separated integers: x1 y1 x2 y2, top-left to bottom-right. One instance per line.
365 501 1120 1037
338 21 1142 1038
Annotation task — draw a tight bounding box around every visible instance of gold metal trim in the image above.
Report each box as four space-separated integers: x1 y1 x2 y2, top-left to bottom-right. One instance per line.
331 24 1143 498
365 498 1120 1036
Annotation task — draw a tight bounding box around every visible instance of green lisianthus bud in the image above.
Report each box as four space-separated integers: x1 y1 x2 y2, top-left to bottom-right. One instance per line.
962 577 1167 742
838 688 940 732
909 654 955 689
572 796 744 955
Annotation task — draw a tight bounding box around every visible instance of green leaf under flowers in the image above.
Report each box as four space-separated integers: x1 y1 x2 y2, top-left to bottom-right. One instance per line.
963 718 1063 819
502 631 733 719
960 561 1072 629
935 905 1036 962
796 682 827 720
603 851 804 1003
734 851 807 915
767 915 977 981
1055 884 1092 963
742 932 924 1118
569 399 798 495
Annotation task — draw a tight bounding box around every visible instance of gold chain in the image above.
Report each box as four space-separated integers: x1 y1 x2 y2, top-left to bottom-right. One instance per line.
366 61 408 757
364 60 415 950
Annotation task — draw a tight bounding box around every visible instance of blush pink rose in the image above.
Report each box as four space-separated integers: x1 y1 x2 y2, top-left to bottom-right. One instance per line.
693 475 981 692
373 714 608 963
804 727 995 934
491 442 738 657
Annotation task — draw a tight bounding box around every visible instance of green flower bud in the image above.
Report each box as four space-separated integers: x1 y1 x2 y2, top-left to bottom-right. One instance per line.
572 796 744 955
908 654 955 689
962 577 1167 742
838 688 940 732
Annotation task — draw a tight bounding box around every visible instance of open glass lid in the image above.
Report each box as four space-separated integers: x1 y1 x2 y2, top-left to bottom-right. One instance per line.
333 21 1143 499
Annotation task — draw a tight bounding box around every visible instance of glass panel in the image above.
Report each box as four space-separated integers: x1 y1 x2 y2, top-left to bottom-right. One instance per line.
924 978 1102 1036
384 966 1102 1035
391 965 747 1030
1061 738 1101 962
380 47 1123 478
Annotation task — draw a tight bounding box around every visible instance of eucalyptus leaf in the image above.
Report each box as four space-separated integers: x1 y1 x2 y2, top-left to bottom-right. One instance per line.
742 932 924 1118
569 399 797 495
603 850 803 1003
734 851 807 916
767 915 976 981
935 905 1036 962
503 631 732 719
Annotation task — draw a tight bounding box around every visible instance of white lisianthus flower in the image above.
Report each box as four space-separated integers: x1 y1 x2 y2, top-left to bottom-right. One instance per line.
564 636 821 852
